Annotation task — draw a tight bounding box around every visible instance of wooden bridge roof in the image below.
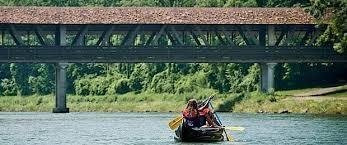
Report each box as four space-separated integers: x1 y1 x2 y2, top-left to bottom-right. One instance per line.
0 6 320 25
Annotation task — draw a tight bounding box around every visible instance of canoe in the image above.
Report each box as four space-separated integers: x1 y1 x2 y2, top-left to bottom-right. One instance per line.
174 96 224 142
174 122 224 142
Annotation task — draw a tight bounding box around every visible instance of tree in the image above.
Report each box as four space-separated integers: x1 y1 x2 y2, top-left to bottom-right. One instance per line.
10 63 31 96
225 0 257 7
309 0 347 53
28 64 55 95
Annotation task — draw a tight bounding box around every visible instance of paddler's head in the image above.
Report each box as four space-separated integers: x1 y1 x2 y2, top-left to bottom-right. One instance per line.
186 99 197 109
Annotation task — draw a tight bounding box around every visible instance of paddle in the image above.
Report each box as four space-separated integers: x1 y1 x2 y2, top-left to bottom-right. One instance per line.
169 116 244 132
169 115 245 131
224 126 245 131
168 116 183 130
209 102 234 141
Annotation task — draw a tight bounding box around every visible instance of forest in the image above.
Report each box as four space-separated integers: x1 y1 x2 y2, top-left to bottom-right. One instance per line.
0 0 346 97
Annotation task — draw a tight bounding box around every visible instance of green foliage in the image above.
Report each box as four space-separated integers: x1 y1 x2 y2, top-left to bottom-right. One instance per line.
225 0 257 7
114 78 131 94
233 91 347 114
150 70 175 93
28 64 54 95
0 64 10 80
264 0 310 7
74 75 93 96
128 64 150 92
195 0 226 7
158 0 196 7
275 63 347 90
68 63 107 79
119 0 156 6
309 0 347 53
89 76 113 95
175 75 197 94
0 87 345 114
74 74 129 95
226 64 244 93
0 78 17 96
175 71 208 94
205 64 231 93
239 63 260 92
217 93 245 111
10 63 31 96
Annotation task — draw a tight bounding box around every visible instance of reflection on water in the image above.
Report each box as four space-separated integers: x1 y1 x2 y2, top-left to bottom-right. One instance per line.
0 112 346 145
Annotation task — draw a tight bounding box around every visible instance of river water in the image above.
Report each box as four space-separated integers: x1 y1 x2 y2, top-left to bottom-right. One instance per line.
0 112 346 145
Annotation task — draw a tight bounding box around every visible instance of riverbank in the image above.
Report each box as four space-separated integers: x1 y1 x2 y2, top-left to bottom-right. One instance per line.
0 88 218 112
233 90 346 115
0 87 346 114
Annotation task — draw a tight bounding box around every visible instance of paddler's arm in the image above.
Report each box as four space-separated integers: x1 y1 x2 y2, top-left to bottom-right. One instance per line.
205 114 215 127
198 96 213 110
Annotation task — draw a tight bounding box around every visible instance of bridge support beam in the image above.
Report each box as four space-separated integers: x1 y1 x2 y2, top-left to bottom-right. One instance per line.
261 63 277 93
53 63 69 113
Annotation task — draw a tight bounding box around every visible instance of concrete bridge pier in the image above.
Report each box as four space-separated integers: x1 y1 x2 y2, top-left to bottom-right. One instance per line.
261 63 277 93
53 63 69 113
53 25 69 113
260 25 277 93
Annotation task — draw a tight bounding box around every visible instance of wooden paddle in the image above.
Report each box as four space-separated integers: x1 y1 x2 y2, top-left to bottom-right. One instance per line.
168 116 183 130
224 126 245 131
209 102 234 141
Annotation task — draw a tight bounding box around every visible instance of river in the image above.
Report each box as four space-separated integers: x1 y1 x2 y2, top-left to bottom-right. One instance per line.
0 112 346 145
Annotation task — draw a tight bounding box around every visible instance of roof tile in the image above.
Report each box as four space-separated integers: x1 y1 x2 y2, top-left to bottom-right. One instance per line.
0 7 317 24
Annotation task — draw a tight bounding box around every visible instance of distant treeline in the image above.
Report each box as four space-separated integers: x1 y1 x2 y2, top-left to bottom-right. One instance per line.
0 0 346 96
0 63 346 96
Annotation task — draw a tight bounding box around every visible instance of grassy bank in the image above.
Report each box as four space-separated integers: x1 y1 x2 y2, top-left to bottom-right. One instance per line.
0 88 346 114
0 88 224 112
233 89 347 115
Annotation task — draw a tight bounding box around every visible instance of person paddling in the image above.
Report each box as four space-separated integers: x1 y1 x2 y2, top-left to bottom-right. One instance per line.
182 99 200 128
182 98 219 128
198 100 219 127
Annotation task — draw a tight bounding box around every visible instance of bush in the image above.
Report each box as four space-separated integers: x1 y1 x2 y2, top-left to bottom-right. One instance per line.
129 63 150 92
1 78 17 96
74 75 93 96
239 64 260 92
175 77 196 94
217 93 245 112
28 75 53 95
89 76 114 95
129 77 143 92
75 74 126 96
150 70 175 93
107 78 130 95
